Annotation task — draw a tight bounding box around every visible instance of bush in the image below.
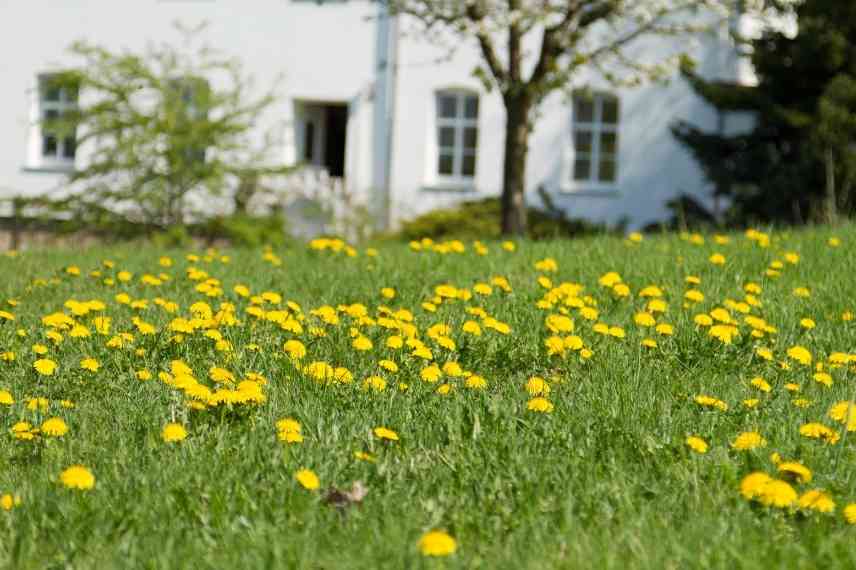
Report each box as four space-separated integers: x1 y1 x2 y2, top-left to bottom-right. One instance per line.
195 213 289 248
393 197 609 241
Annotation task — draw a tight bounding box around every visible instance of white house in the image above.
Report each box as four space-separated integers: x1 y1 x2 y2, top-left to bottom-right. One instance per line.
0 0 756 235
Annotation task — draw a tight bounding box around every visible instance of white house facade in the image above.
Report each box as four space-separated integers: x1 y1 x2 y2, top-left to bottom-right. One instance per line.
0 0 755 234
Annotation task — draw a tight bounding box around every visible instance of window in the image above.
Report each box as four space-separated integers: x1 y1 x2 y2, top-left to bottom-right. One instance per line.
168 76 211 165
571 93 620 186
38 73 79 164
435 91 479 180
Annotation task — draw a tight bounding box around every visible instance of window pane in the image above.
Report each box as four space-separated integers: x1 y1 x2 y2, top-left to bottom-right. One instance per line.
63 136 76 159
304 122 315 161
599 159 617 182
438 127 456 148
438 95 457 119
44 109 59 121
461 154 476 177
573 158 591 181
43 135 58 157
574 131 592 153
464 96 479 119
574 98 594 122
463 127 478 150
602 98 619 124
438 153 454 176
600 131 618 154
43 84 60 102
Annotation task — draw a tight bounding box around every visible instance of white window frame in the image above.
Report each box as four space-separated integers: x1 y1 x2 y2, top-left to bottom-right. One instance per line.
567 92 620 191
28 73 78 171
434 90 479 186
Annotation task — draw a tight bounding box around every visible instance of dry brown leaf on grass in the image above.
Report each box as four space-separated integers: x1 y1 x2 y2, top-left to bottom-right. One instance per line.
323 481 368 509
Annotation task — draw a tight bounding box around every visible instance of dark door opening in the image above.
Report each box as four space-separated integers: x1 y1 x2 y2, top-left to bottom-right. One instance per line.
323 104 347 178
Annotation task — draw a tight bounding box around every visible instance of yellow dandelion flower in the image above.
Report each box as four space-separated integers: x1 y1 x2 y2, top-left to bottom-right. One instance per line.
373 426 399 441
799 423 839 444
0 493 21 511
60 465 95 490
80 358 100 373
757 479 797 508
161 423 188 443
464 375 487 389
685 436 708 454
777 462 812 484
798 489 835 513
525 376 550 396
786 345 812 366
527 397 554 413
732 431 767 451
0 390 14 406
33 358 57 376
418 530 457 557
295 469 319 491
41 417 69 437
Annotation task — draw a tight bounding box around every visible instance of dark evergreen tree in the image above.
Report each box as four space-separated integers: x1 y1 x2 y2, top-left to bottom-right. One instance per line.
672 0 856 225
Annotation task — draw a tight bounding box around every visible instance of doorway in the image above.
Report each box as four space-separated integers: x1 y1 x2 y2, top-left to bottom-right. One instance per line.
297 101 348 178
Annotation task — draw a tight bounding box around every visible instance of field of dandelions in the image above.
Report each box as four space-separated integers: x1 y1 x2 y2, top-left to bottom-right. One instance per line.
1 224 855 569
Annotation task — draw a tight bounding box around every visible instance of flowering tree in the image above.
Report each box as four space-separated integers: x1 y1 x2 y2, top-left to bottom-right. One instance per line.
45 24 291 230
384 0 742 235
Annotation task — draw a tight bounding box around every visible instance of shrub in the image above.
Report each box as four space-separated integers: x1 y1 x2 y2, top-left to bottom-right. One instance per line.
393 197 609 241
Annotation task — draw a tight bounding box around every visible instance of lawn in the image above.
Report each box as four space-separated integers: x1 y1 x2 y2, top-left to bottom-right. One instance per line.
1 224 855 569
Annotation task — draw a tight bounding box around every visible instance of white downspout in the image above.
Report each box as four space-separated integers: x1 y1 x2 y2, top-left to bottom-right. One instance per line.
372 2 398 231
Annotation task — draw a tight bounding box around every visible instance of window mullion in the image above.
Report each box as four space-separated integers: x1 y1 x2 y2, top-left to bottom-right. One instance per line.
453 94 463 178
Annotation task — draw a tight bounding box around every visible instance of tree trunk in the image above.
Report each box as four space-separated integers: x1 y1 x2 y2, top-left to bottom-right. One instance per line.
501 95 530 236
825 148 838 225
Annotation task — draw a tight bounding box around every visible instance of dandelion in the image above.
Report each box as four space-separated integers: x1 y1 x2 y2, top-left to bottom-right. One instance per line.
527 397 554 413
709 253 726 265
420 365 442 383
60 465 95 490
418 530 457 557
525 377 550 396
757 480 797 508
798 490 835 513
844 504 856 524
786 345 812 366
777 462 812 484
80 358 100 372
41 417 69 437
694 395 728 412
1 494 21 511
0 390 14 406
354 451 376 462
464 375 487 389
685 436 708 454
741 472 774 500
373 426 399 441
33 358 57 376
828 401 856 431
799 423 839 444
162 423 188 443
295 469 319 491
732 432 767 451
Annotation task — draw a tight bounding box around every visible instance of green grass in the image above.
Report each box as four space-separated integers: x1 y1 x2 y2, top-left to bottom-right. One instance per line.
1 224 855 569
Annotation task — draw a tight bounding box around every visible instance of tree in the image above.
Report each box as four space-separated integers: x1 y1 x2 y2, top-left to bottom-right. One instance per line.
672 0 856 225
46 23 292 230
814 74 856 223
384 0 735 235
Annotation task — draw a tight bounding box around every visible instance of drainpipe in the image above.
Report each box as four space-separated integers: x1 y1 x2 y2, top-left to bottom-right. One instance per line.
372 2 398 232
